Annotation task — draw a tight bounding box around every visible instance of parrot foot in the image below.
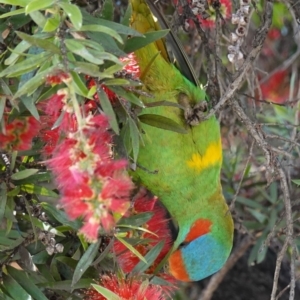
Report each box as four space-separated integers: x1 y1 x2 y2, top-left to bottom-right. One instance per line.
178 93 208 126
185 101 208 126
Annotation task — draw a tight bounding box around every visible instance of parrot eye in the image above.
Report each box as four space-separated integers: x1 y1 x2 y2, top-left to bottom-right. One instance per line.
178 241 189 249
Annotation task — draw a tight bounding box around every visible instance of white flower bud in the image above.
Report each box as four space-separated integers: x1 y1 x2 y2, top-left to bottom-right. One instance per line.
228 45 238 54
237 51 244 60
241 5 250 14
240 0 250 6
228 53 236 63
192 7 200 15
232 14 240 24
230 32 239 43
239 16 248 26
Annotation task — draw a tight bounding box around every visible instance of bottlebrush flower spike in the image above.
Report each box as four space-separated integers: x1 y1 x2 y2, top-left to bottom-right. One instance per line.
86 52 140 102
46 114 134 241
0 115 40 151
46 70 70 85
113 189 173 274
40 73 134 242
85 274 165 300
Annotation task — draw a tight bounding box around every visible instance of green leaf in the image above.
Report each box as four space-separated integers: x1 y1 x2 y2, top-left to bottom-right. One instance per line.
110 86 144 107
74 39 104 52
101 0 114 20
65 39 105 65
292 179 300 186
59 2 82 30
20 95 40 120
0 51 51 77
92 238 114 266
43 15 60 32
15 31 60 54
71 71 89 97
71 240 101 288
89 48 122 65
78 25 123 44
41 203 81 230
0 0 28 5
124 30 169 53
20 184 59 197
13 66 55 99
11 169 39 180
5 40 31 66
132 241 164 274
29 10 47 27
247 208 267 223
115 236 147 263
91 284 122 300
71 61 109 78
0 96 5 121
2 274 31 300
7 266 48 300
118 212 153 227
25 0 55 14
37 279 92 290
128 117 139 163
0 183 7 224
81 9 142 37
139 114 187 134
121 2 132 26
0 8 25 19
97 88 119 134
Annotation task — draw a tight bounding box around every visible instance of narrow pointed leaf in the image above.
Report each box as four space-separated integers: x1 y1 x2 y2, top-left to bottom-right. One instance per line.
59 2 82 30
132 241 164 274
11 169 39 180
115 236 147 263
139 114 187 134
15 31 60 54
25 0 55 14
7 266 48 300
71 240 101 287
124 30 169 53
97 88 119 134
78 25 123 44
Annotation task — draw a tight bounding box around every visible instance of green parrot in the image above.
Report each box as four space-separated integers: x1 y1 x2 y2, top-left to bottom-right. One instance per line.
129 0 234 282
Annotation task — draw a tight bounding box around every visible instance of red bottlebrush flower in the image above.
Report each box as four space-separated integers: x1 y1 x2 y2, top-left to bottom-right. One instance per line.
260 70 290 104
113 189 173 274
44 93 66 118
85 274 165 300
120 53 140 79
196 0 231 28
268 28 281 40
86 53 140 103
45 112 134 242
0 115 40 151
46 70 70 85
39 128 59 156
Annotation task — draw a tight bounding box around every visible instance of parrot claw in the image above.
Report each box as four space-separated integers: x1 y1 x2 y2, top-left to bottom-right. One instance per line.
178 93 208 126
185 101 208 126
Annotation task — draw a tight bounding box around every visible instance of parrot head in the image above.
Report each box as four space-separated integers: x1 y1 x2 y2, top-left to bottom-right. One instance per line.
168 218 232 282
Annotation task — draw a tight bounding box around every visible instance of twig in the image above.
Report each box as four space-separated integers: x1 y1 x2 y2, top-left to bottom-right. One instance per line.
229 141 254 211
202 0 273 121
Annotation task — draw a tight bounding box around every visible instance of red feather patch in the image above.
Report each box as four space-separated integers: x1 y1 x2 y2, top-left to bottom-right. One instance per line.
185 219 212 242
